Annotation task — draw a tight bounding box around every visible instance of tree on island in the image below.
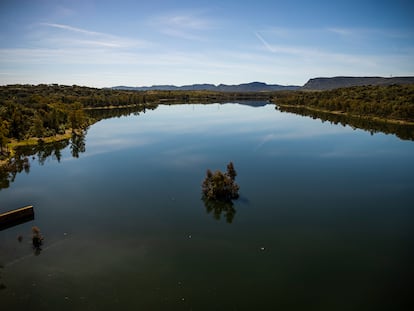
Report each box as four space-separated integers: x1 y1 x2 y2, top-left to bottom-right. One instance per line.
202 162 239 201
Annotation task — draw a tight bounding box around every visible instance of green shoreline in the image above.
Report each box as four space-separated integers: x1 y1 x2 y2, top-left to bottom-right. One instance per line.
276 104 414 126
83 104 145 110
0 130 74 167
2 101 414 168
0 104 148 167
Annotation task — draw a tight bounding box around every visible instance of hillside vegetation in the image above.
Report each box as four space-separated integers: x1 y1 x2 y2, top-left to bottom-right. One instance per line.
272 84 414 123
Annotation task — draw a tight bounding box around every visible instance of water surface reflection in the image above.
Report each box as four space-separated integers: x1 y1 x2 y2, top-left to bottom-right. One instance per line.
0 132 86 190
1 103 413 310
277 104 414 141
202 198 236 223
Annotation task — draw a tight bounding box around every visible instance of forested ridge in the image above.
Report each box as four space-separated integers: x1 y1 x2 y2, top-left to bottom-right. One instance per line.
272 84 414 123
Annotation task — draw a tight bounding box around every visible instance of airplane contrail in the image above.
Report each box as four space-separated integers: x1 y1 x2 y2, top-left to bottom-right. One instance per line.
254 32 275 53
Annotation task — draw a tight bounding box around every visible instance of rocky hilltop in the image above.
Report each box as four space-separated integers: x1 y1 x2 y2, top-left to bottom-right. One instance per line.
302 76 414 90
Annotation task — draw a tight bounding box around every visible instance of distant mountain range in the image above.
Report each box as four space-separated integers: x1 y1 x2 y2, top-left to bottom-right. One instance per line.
112 82 300 92
112 76 414 92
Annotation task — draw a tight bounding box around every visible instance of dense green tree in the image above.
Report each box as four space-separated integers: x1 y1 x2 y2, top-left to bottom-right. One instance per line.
31 113 44 137
0 121 9 154
68 102 86 130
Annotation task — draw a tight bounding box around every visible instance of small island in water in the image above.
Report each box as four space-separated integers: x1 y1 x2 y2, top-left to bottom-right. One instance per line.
202 162 239 201
201 162 240 223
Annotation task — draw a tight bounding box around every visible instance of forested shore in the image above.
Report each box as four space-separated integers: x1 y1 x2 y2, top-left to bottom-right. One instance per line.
1 83 414 164
272 84 414 123
0 84 271 161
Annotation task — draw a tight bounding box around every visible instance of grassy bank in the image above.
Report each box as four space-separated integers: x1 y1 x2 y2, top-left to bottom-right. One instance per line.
0 130 75 167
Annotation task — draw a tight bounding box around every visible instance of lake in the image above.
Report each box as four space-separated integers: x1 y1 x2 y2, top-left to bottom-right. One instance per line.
1 102 414 310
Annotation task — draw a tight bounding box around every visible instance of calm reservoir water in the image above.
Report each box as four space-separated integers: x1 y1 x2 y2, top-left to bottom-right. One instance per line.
1 103 414 310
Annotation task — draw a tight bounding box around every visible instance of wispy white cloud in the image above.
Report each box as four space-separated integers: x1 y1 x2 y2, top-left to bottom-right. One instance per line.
327 27 354 36
150 10 216 41
69 39 123 48
167 14 211 30
254 30 403 67
54 6 77 17
40 23 103 36
39 22 151 49
256 32 332 60
259 26 414 45
2 20 413 87
1 42 413 87
253 28 414 82
327 27 414 39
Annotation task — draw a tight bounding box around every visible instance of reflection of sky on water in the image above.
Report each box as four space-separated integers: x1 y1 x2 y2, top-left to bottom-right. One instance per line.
1 102 414 310
67 103 414 167
84 104 354 155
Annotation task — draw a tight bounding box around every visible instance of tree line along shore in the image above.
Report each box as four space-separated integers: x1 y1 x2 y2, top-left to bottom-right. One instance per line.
272 84 414 124
1 83 414 163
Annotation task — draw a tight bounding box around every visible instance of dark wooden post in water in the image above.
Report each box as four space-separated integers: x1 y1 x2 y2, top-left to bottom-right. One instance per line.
0 205 34 231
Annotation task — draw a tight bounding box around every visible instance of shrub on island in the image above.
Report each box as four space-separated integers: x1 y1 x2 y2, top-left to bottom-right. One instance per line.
202 162 239 201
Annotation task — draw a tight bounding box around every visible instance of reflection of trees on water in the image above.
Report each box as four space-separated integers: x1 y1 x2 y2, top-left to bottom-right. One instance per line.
0 131 86 190
36 138 69 164
277 105 414 141
202 198 236 223
1 104 158 190
84 103 158 122
70 131 86 158
0 156 30 190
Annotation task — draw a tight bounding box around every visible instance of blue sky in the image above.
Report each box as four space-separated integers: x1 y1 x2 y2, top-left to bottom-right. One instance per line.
0 0 413 87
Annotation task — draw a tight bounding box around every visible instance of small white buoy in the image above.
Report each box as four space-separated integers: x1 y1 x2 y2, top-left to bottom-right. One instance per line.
260 247 265 251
